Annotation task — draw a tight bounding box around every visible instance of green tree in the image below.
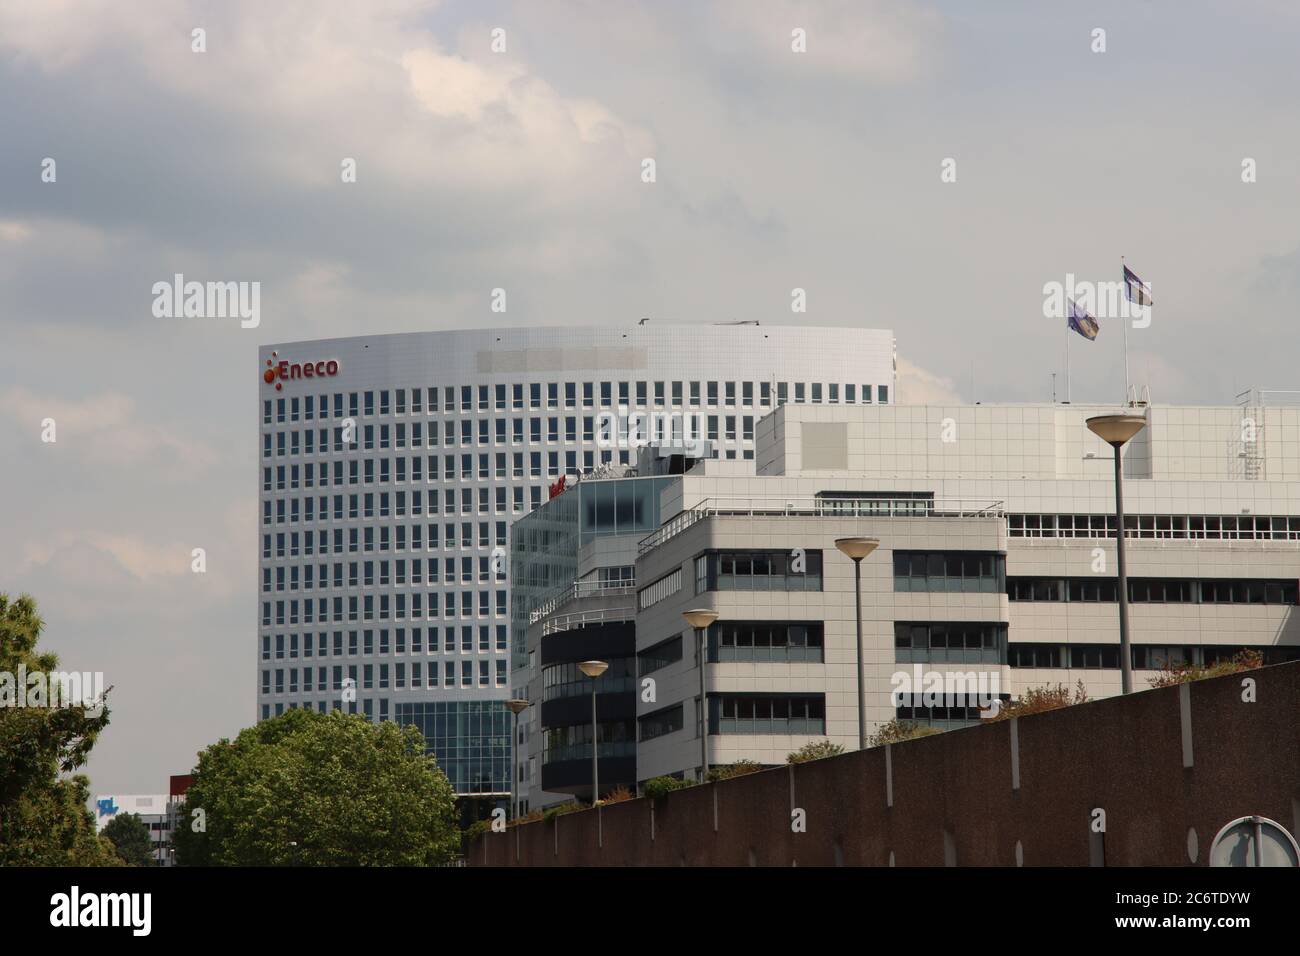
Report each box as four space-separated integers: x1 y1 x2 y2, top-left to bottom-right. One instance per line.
173 709 458 866
102 811 155 867
0 593 116 866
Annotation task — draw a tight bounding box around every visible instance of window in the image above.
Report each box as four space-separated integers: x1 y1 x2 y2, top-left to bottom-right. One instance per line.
714 694 824 735
695 550 823 592
894 622 1006 664
638 635 682 675
893 551 1005 593
709 621 824 662
639 704 684 742
638 568 682 609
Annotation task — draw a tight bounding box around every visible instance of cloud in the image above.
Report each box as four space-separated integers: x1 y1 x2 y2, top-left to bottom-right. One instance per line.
897 358 963 404
711 0 943 84
0 386 217 478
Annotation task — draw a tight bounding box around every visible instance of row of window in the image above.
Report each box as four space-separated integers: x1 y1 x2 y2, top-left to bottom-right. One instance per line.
1007 577 1300 605
638 703 684 742
638 635 683 675
262 481 547 521
694 550 824 593
261 414 760 455
1008 643 1300 669
260 658 508 694
710 694 825 735
541 657 636 702
638 568 682 610
260 626 508 660
1008 512 1300 542
262 699 390 721
894 622 1006 664
262 381 890 425
260 595 508 627
893 552 1006 593
542 719 636 764
262 562 506 592
706 621 824 663
262 524 507 559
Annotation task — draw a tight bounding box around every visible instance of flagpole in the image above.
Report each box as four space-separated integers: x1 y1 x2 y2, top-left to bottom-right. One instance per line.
1063 315 1069 403
1121 256 1130 405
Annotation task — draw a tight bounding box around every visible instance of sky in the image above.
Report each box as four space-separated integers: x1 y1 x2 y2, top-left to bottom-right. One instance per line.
2 0 1299 794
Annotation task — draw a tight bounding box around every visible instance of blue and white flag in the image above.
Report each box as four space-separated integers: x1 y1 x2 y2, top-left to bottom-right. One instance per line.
1068 298 1099 340
1123 263 1153 306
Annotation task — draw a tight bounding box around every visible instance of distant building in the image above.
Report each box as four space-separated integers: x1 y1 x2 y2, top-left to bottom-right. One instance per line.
94 793 175 866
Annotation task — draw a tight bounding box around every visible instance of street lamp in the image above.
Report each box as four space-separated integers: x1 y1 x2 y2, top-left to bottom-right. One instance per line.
504 698 529 821
1086 413 1147 694
682 608 719 782
577 661 608 805
835 537 880 749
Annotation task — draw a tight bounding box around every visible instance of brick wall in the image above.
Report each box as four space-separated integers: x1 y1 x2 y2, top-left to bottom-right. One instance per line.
469 661 1300 866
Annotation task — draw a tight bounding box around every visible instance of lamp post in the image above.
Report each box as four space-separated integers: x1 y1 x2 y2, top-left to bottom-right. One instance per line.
1086 414 1147 694
504 698 529 821
682 609 719 781
834 537 880 750
577 661 608 805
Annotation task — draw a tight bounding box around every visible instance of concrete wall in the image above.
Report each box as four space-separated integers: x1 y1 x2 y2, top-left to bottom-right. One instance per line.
469 661 1300 866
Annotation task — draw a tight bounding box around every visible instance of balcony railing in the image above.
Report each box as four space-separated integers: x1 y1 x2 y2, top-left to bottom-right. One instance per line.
637 496 1005 555
529 578 638 625
540 606 635 636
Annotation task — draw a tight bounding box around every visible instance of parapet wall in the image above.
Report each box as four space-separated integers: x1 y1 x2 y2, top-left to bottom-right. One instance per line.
469 662 1300 866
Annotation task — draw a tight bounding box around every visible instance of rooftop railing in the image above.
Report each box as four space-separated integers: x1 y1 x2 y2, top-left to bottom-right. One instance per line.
540 605 635 636
528 578 638 625
637 496 1005 555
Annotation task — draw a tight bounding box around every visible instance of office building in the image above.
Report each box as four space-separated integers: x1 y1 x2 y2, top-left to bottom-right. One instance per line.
517 399 1300 802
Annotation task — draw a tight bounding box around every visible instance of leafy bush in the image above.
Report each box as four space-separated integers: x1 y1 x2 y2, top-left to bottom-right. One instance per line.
543 801 583 821
602 784 634 804
706 760 763 782
1148 649 1264 688
987 681 1088 722
867 719 941 747
463 819 492 843
642 776 693 801
786 740 845 764
508 809 543 828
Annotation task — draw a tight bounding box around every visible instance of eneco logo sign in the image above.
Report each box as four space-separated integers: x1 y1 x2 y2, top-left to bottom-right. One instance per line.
262 351 340 391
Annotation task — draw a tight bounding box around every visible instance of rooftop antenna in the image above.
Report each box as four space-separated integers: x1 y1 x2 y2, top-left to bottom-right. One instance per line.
638 317 649 325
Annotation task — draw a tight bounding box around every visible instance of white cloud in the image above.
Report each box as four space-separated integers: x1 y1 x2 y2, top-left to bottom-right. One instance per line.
0 386 217 478
712 0 942 84
897 358 963 404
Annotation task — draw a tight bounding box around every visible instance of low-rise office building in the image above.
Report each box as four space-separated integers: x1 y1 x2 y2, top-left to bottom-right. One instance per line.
514 399 1300 800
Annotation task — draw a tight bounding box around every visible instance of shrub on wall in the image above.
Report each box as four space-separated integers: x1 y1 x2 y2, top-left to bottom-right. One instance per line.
1148 649 1263 688
642 776 693 801
987 681 1088 721
706 760 763 782
867 719 942 747
786 740 845 764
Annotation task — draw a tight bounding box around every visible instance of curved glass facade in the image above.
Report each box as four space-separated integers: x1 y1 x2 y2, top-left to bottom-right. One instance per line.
542 656 636 701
